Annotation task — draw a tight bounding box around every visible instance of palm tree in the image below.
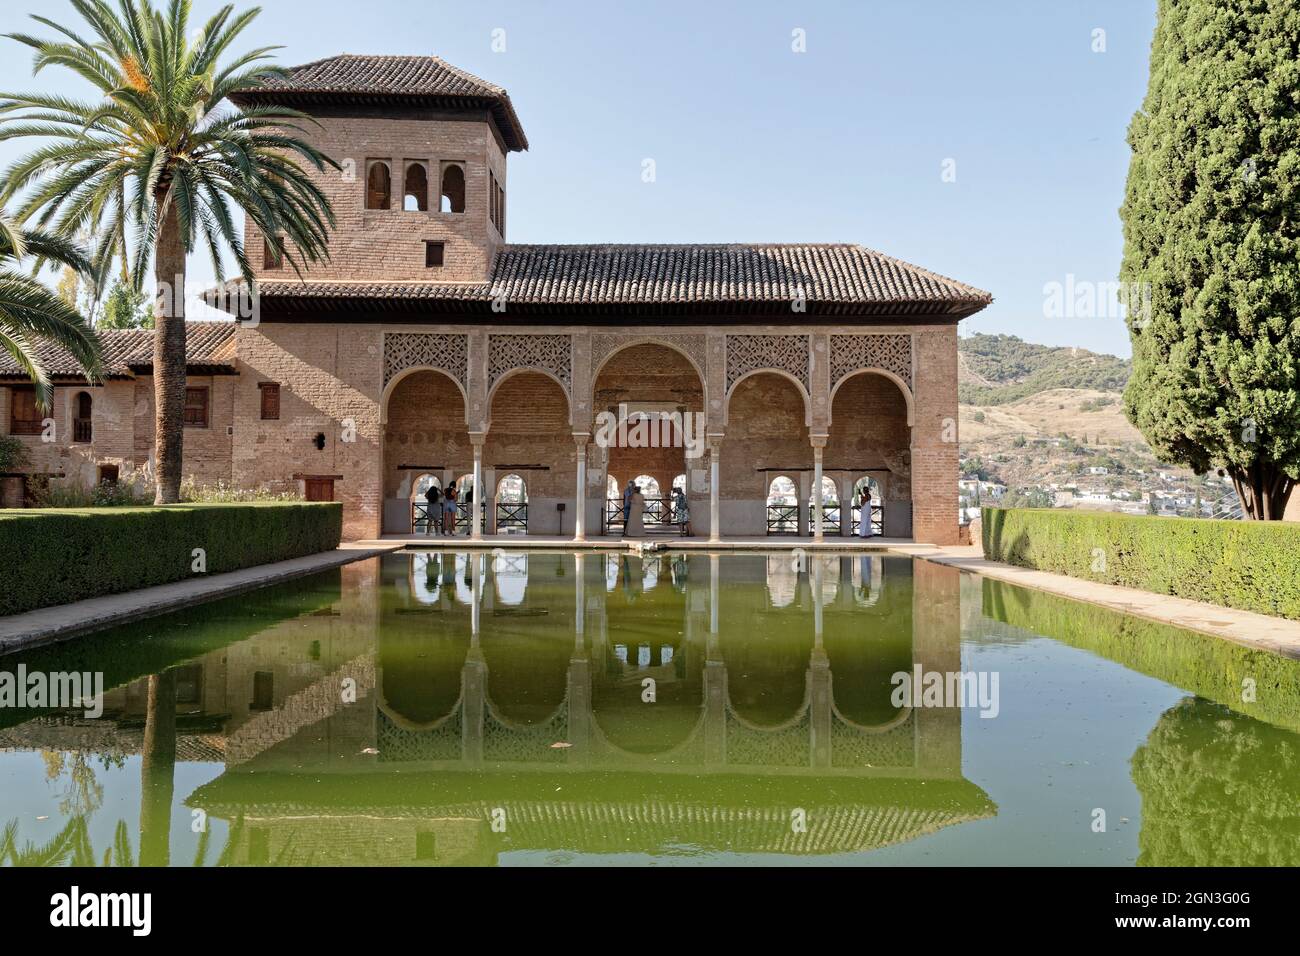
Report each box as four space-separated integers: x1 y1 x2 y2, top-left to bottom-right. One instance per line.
0 0 336 503
0 214 102 409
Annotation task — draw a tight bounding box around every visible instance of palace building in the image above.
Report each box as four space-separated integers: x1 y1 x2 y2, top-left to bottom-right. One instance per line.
0 54 992 543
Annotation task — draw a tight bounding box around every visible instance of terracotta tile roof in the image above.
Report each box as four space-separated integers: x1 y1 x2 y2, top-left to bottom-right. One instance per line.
0 321 237 381
231 243 992 317
231 54 528 151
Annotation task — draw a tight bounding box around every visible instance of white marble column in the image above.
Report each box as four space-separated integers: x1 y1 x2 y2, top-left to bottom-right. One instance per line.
470 436 485 540
708 436 722 543
573 433 589 542
811 436 827 542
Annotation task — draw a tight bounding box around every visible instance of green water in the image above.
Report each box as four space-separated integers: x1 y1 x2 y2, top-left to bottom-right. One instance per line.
1 551 1297 866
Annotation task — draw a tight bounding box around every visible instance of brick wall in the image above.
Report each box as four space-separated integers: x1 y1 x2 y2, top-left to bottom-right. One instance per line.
246 111 506 285
910 327 960 544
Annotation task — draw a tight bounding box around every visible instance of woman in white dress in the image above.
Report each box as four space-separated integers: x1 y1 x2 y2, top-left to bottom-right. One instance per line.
626 484 646 536
858 489 873 538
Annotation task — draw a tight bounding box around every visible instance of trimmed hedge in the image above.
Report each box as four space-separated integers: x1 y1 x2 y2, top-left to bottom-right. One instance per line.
0 502 343 616
982 507 1300 620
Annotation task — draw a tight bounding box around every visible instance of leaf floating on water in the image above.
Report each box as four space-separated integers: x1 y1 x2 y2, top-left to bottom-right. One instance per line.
550 742 572 749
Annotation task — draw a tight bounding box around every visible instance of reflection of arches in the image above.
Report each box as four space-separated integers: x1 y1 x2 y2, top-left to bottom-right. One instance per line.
828 368 915 427
380 366 469 426
724 368 812 426
491 551 527 606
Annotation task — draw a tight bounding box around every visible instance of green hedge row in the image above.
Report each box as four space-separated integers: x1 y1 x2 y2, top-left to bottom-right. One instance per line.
0 502 343 616
982 507 1300 620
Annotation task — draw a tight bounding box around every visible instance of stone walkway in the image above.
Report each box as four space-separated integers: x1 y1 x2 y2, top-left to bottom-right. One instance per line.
0 543 403 654
922 546 1300 660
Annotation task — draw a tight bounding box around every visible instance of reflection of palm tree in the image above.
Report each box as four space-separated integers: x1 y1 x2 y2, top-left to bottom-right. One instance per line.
139 670 177 866
0 816 93 867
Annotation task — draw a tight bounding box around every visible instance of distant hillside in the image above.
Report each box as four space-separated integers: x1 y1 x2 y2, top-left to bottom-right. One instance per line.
958 334 1131 405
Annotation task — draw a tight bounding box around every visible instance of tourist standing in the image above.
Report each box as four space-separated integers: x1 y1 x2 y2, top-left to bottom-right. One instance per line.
622 479 636 527
444 482 458 535
858 488 873 539
672 485 692 536
424 482 441 535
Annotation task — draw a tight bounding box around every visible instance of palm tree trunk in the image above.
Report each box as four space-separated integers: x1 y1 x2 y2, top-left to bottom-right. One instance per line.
139 669 177 867
153 194 187 505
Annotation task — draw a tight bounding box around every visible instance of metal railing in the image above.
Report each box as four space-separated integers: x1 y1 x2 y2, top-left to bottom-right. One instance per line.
603 497 683 533
496 501 528 532
73 418 93 443
766 503 799 534
411 502 436 533
852 503 885 536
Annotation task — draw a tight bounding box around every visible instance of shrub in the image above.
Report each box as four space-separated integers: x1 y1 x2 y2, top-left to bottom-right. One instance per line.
0 502 342 616
982 507 1300 620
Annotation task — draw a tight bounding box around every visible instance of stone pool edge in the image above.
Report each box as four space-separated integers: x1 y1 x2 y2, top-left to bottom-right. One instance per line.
0 543 404 654
920 546 1300 661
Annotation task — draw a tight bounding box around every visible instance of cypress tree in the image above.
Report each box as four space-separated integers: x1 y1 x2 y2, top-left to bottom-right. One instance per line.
1120 0 1300 518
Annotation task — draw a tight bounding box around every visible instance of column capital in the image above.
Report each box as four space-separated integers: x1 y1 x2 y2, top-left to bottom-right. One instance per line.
469 432 488 449
572 431 591 447
809 432 829 450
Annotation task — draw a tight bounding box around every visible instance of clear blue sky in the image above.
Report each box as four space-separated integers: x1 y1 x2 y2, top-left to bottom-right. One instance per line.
0 0 1157 356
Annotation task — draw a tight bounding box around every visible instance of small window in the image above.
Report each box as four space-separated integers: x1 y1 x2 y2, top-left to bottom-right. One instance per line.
251 671 274 711
262 236 283 271
183 386 210 428
440 163 465 213
98 464 119 486
259 382 281 420
366 161 391 210
425 241 445 268
9 386 43 435
404 162 429 212
73 391 92 443
489 170 505 235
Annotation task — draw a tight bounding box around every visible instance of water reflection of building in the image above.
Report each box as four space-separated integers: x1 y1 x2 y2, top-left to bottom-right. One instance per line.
178 553 992 864
1 554 994 864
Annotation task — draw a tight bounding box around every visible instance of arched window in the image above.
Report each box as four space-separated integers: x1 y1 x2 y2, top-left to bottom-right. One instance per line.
440 163 465 213
606 474 620 500
766 475 798 534
808 475 839 506
672 474 687 493
366 161 391 210
403 162 428 211
632 475 660 498
853 476 884 536
411 474 440 533
496 473 528 533
73 391 92 443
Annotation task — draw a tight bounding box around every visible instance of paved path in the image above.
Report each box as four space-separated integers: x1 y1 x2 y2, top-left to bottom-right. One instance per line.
922 546 1300 661
0 543 402 654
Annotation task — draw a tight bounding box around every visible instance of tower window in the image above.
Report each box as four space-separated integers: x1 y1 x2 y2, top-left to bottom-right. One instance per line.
425 241 445 268
489 170 505 235
404 162 429 212
440 163 465 214
366 161 391 210
262 236 283 270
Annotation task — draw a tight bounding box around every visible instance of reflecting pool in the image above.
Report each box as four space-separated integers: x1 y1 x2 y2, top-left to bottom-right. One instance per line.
1 551 1297 866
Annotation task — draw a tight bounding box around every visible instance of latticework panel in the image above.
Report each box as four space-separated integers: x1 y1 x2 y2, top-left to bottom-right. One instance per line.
483 704 569 763
725 334 810 393
829 334 912 391
591 333 707 378
488 333 572 392
724 712 812 768
383 332 469 389
830 712 915 768
377 708 464 763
